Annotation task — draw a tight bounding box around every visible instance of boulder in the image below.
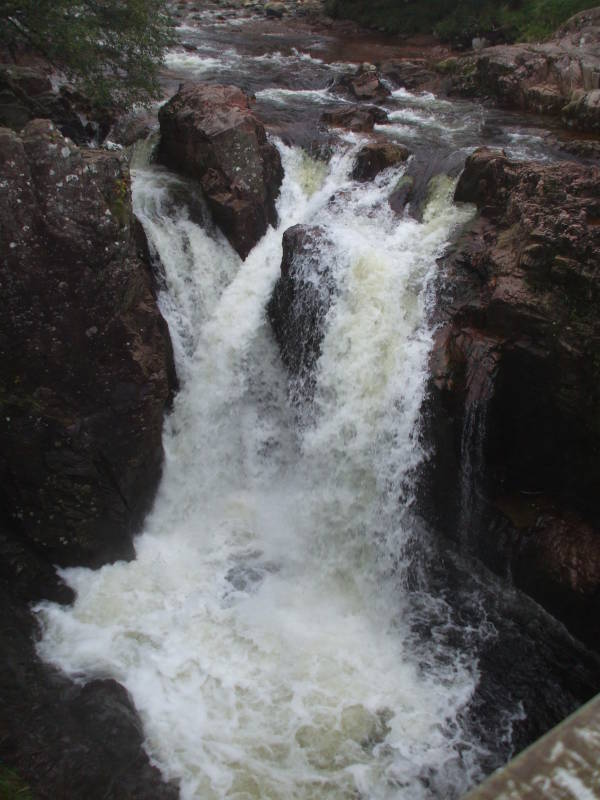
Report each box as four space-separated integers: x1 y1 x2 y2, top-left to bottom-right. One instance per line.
264 1 286 16
158 83 283 259
351 142 410 181
378 59 439 92
419 146 600 646
268 225 336 393
321 105 389 132
0 120 177 569
330 69 391 103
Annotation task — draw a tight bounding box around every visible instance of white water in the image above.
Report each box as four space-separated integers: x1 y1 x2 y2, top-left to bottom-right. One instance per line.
36 141 481 798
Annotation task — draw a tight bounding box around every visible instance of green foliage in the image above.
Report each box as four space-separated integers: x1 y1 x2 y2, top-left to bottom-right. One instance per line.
0 0 174 109
0 766 32 800
326 0 599 44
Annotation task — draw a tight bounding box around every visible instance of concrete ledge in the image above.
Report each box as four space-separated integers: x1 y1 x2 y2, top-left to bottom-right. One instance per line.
464 694 600 799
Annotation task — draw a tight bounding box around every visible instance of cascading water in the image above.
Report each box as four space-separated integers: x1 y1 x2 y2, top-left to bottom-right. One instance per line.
36 138 485 799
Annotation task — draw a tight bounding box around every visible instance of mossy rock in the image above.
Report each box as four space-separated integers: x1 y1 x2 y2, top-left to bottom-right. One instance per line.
0 767 32 800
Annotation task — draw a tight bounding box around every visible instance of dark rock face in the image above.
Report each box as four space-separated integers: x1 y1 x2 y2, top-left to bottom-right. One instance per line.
321 105 389 132
330 68 391 103
351 142 410 181
445 8 600 131
379 59 439 92
0 120 177 569
419 146 600 647
158 83 283 259
268 225 336 393
0 64 112 143
0 528 178 799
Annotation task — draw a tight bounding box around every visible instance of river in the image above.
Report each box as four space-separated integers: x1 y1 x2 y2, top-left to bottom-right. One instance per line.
34 7 600 799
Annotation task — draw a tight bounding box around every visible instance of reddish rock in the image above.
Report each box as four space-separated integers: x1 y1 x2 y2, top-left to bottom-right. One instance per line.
330 68 391 103
158 83 283 259
351 142 410 181
321 105 389 132
420 146 600 646
0 120 176 568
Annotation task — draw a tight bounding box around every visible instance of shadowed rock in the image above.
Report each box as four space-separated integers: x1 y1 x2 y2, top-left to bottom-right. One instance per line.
419 146 600 646
321 105 389 132
268 225 336 395
0 120 177 569
352 142 410 181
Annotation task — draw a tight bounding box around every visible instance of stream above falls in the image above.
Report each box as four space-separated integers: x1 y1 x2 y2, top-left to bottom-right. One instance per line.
35 8 600 800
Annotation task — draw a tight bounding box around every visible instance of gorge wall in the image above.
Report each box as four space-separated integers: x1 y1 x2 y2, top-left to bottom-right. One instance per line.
420 147 600 648
0 119 178 798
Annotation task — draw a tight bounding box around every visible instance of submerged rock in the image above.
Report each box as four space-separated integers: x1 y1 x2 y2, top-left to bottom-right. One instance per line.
330 68 391 103
268 224 336 393
158 83 283 259
420 146 600 646
0 120 176 569
351 142 410 181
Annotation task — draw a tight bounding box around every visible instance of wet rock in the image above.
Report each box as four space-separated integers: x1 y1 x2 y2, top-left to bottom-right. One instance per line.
419 146 600 647
0 549 179 799
512 510 600 643
378 59 439 92
158 83 283 259
268 225 336 394
330 68 391 103
351 142 410 181
0 120 177 569
388 147 465 219
109 110 159 147
321 105 389 132
446 9 600 131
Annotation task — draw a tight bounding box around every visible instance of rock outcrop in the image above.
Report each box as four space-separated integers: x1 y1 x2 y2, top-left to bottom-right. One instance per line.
0 119 178 797
444 8 600 131
1 557 179 799
0 120 177 569
0 64 113 143
268 225 336 394
420 146 600 646
351 142 410 180
158 83 283 259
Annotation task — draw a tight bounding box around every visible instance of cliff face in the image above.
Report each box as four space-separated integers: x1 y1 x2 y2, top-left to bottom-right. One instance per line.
0 118 179 796
0 119 177 569
420 147 600 647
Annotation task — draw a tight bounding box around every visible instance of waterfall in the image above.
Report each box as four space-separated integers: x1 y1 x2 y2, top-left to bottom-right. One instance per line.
458 339 498 553
35 140 488 799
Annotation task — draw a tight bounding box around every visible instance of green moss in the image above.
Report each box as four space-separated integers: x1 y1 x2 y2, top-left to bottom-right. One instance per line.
0 767 32 800
434 57 460 74
109 176 131 228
